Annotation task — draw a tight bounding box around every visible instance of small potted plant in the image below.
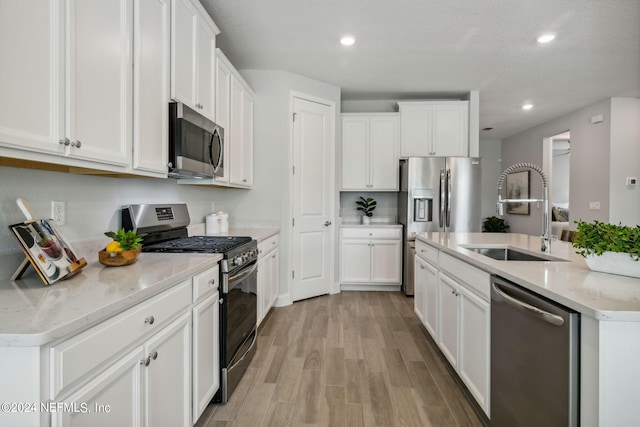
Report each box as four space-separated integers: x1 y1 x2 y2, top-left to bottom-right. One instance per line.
572 220 640 278
482 216 510 233
356 196 377 225
99 228 145 267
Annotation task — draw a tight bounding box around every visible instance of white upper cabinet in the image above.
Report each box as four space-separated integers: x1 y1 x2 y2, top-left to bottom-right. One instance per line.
0 0 65 157
213 50 232 184
133 0 170 176
65 0 132 167
228 61 254 187
398 101 469 157
341 114 399 191
170 0 218 121
0 0 133 168
177 49 254 188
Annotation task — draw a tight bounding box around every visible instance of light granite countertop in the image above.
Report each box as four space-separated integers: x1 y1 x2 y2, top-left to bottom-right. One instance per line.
0 252 221 347
0 227 279 347
416 232 640 321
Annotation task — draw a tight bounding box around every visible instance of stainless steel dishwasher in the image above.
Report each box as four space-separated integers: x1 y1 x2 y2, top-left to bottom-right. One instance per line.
491 276 579 426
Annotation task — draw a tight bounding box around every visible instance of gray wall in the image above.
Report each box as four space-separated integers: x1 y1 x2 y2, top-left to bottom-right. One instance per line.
502 98 613 235
609 98 640 225
479 139 503 222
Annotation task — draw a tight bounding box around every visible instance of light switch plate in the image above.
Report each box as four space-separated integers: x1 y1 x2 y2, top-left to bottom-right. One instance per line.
589 201 601 210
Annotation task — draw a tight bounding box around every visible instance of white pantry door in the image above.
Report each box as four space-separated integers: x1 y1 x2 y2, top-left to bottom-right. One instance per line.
291 96 335 302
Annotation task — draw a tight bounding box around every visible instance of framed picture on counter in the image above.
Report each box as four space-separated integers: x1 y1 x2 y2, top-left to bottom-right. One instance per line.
506 170 530 215
9 219 86 285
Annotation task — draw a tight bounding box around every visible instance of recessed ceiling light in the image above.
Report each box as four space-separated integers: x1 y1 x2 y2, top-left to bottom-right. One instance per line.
340 36 355 46
522 103 534 111
536 33 556 44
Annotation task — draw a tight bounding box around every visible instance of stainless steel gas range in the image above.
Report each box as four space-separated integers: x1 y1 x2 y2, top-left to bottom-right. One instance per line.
122 204 257 404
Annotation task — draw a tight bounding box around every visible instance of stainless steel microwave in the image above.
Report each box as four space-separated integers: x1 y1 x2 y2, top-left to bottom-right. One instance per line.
168 102 224 179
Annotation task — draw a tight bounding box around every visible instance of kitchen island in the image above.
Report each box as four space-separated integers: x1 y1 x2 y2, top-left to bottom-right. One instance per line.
416 232 640 427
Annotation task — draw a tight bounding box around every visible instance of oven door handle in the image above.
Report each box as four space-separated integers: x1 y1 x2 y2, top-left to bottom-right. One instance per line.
228 261 258 284
228 330 257 371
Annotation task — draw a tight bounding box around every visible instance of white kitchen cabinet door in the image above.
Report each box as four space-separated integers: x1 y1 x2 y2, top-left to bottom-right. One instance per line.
399 105 432 156
458 285 490 415
414 256 427 324
268 250 280 310
341 118 369 190
52 347 144 427
145 312 191 427
133 0 170 176
340 240 371 283
0 0 65 156
229 75 254 187
214 50 232 184
431 103 469 157
171 0 217 119
171 0 197 108
369 116 399 190
196 17 215 120
437 273 459 369
65 0 132 167
370 239 401 283
192 292 220 422
423 259 439 339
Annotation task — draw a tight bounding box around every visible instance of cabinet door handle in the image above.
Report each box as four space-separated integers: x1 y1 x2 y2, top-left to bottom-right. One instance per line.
218 298 224 305
420 265 425 270
59 138 70 146
208 278 216 286
145 316 155 325
140 357 150 367
150 351 158 360
71 140 81 148
324 220 332 226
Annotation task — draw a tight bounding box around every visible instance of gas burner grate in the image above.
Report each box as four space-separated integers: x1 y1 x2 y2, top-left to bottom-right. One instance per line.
143 236 252 253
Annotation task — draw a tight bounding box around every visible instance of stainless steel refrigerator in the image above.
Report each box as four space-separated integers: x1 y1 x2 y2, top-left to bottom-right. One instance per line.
399 157 481 295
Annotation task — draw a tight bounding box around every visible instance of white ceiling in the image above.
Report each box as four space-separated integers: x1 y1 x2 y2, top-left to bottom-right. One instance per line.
200 0 640 139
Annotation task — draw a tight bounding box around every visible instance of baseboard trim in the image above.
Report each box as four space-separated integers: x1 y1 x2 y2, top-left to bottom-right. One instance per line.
340 284 401 292
273 293 292 307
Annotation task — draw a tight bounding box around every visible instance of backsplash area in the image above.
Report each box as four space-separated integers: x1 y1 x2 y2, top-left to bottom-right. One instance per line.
339 192 398 224
0 165 259 279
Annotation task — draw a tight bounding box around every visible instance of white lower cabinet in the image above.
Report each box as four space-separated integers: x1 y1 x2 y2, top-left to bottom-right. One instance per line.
52 312 191 427
340 227 402 287
458 285 491 414
0 263 227 427
258 234 280 326
414 256 439 340
192 292 220 422
416 240 491 417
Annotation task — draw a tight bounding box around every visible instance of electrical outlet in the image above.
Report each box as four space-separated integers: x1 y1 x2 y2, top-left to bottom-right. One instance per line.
51 201 66 225
589 201 601 211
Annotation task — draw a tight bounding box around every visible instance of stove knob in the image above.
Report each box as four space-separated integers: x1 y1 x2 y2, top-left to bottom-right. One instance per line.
235 256 245 266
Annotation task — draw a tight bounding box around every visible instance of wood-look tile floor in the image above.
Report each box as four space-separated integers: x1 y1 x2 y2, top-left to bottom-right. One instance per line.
195 291 484 427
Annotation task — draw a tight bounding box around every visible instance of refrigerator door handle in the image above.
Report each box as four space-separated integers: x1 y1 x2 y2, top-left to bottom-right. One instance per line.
446 169 452 227
439 169 446 228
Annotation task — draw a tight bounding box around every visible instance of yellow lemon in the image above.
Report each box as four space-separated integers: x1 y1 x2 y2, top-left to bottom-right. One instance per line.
106 241 124 253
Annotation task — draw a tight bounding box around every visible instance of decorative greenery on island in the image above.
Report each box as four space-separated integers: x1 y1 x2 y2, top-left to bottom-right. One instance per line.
482 216 510 233
356 196 377 217
572 220 640 261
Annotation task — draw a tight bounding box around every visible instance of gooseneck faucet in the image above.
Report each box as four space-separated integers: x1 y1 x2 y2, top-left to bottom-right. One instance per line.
496 162 551 253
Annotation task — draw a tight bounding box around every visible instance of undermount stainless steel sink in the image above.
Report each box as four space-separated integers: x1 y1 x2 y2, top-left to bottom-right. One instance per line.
462 246 565 262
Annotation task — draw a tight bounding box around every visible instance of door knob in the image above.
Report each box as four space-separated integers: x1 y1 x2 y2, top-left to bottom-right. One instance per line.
324 220 332 226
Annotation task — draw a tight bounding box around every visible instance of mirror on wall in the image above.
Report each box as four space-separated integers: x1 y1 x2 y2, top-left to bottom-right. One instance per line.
550 131 570 229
